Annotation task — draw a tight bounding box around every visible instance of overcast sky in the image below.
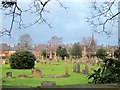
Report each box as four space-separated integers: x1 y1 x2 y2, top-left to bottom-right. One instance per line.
1 0 118 46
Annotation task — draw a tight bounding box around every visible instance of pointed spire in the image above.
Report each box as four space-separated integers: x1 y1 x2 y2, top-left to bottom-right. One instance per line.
90 33 96 48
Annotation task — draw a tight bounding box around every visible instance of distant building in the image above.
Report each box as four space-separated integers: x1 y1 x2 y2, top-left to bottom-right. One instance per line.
0 44 11 59
0 33 118 62
34 44 48 59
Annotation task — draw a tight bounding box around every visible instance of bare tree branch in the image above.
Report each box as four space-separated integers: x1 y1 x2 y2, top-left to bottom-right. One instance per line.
86 0 119 36
1 0 68 36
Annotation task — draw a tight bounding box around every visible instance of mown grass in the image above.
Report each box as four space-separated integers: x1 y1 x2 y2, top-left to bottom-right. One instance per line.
2 60 99 87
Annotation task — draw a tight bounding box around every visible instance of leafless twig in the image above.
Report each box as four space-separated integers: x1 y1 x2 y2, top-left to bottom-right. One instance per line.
86 0 119 36
1 0 68 37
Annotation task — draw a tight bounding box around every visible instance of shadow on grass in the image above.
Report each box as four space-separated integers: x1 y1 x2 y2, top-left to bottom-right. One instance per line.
1 83 119 90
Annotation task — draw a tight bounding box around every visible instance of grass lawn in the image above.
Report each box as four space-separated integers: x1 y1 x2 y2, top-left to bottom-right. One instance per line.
2 60 99 87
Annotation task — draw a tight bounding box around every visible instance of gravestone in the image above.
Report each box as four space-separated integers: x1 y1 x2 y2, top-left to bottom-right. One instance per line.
92 61 95 66
82 68 86 74
64 56 67 61
76 63 80 73
57 56 60 62
54 52 57 61
18 74 29 78
85 64 89 74
41 61 43 64
32 69 42 78
49 52 52 60
5 59 9 64
42 75 54 78
41 56 44 60
41 81 56 87
65 67 68 76
49 60 51 64
73 62 80 73
73 63 77 72
2 59 5 64
53 74 68 78
6 72 12 78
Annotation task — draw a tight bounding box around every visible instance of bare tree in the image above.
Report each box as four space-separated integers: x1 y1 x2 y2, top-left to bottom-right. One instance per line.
81 37 91 47
86 0 119 36
17 33 33 50
48 36 62 51
81 36 97 53
0 0 67 36
48 36 62 45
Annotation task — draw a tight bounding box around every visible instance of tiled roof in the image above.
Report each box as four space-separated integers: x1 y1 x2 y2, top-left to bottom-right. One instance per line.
0 44 10 51
34 44 48 51
0 44 17 51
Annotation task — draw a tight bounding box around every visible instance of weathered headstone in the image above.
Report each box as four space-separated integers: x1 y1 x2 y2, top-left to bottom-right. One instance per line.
32 69 42 78
76 63 80 73
53 74 68 78
65 67 68 76
54 52 57 61
73 63 77 72
94 57 98 65
6 72 12 78
41 81 56 87
57 56 60 62
82 68 86 74
42 75 54 78
64 56 67 61
41 56 44 60
92 60 95 66
73 62 80 73
50 51 52 60
18 74 29 78
41 61 43 64
85 64 89 74
49 60 51 64
2 59 5 64
5 59 9 64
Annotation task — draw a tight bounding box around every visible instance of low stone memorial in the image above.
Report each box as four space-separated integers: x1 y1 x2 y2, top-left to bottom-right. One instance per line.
42 75 54 78
82 68 85 74
53 74 68 78
41 81 56 87
18 74 29 78
32 69 42 78
5 59 9 64
6 72 12 78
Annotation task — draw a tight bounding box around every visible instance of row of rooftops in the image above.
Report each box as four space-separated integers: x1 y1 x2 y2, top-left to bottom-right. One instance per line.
0 43 60 51
0 43 118 51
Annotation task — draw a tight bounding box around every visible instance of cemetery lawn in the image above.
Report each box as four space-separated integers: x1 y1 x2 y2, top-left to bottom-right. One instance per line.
2 61 99 87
